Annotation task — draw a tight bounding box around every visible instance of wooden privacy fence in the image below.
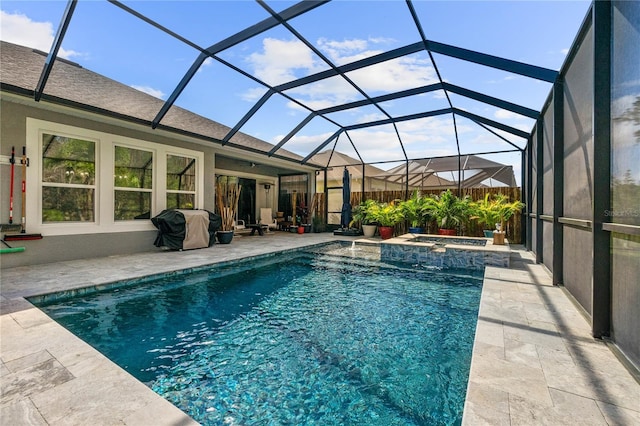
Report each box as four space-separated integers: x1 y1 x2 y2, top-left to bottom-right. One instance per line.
312 187 522 244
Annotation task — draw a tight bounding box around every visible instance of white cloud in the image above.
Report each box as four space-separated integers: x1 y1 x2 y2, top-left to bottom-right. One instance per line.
0 10 80 59
241 87 268 102
287 76 363 109
242 35 436 108
246 38 322 86
277 131 336 154
346 56 438 92
433 91 447 99
560 48 570 55
130 85 165 99
494 109 521 120
317 36 395 65
317 37 369 61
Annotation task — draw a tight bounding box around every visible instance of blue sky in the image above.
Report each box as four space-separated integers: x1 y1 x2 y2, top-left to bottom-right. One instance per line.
1 0 593 183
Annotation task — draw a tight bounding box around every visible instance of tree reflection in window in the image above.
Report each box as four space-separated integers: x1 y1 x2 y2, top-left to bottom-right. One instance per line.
42 134 95 222
166 154 196 209
114 146 153 220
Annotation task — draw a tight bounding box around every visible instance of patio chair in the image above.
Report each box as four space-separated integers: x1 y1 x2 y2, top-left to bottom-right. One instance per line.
260 208 278 231
233 219 250 235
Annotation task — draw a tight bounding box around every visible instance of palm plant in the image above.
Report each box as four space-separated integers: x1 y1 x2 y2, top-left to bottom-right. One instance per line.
426 190 472 232
399 190 429 228
350 199 378 226
471 193 502 231
495 196 525 232
369 200 403 227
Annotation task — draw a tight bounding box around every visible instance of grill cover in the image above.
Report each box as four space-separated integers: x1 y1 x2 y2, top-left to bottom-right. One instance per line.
151 209 222 250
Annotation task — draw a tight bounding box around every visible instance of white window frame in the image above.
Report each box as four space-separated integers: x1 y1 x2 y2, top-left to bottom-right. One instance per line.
113 143 155 222
40 133 98 225
27 118 204 236
165 152 197 209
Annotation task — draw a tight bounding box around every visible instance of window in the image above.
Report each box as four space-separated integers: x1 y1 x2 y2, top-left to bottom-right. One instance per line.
114 146 153 220
41 134 96 222
27 119 205 236
166 154 196 209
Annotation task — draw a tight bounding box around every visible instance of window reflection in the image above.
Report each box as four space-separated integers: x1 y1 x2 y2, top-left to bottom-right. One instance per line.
41 134 96 222
114 146 153 220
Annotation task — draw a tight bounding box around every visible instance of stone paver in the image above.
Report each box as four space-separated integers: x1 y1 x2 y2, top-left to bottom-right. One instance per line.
1 234 638 425
463 249 640 425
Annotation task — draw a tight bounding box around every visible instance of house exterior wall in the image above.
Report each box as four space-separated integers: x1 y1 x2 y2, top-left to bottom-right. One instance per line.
0 97 210 267
0 95 309 268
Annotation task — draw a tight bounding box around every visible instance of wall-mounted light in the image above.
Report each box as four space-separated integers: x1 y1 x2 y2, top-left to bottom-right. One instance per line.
263 184 271 194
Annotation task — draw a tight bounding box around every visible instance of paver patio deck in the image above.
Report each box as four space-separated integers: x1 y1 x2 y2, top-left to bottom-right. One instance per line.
1 232 638 425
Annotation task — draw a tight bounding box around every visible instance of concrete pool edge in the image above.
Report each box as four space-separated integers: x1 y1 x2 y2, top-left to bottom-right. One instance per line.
2 234 639 425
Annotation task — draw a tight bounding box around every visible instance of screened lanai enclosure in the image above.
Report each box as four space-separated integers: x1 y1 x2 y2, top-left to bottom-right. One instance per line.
1 0 638 375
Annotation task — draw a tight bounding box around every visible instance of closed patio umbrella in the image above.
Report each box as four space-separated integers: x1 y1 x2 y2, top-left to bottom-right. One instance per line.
340 167 352 229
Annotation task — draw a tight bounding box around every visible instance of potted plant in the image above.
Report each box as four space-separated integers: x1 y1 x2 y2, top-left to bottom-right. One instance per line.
370 200 402 240
470 193 501 238
426 190 471 236
493 195 525 245
215 176 242 244
350 199 378 237
399 190 429 233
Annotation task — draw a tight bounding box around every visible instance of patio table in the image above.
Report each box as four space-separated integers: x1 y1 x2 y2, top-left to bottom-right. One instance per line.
245 224 268 236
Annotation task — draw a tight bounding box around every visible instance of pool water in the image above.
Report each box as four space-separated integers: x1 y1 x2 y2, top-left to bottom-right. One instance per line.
414 236 487 246
36 253 483 425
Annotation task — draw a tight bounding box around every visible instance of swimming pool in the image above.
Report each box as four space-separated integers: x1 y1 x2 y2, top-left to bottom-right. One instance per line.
34 251 482 425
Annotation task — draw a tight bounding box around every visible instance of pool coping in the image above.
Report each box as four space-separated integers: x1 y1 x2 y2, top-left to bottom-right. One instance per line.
2 233 639 425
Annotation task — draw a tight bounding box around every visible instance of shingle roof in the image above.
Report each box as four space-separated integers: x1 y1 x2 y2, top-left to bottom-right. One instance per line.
0 41 309 165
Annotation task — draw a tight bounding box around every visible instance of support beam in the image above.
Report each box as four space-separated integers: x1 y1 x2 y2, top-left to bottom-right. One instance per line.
343 109 452 131
223 89 274 145
269 113 316 156
552 79 565 286
35 0 77 101
152 0 326 127
443 83 540 119
302 130 343 164
453 108 530 139
521 150 527 245
316 83 443 115
526 137 533 251
275 42 424 92
591 0 612 339
536 119 544 263
362 163 366 199
324 168 329 226
425 39 558 83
